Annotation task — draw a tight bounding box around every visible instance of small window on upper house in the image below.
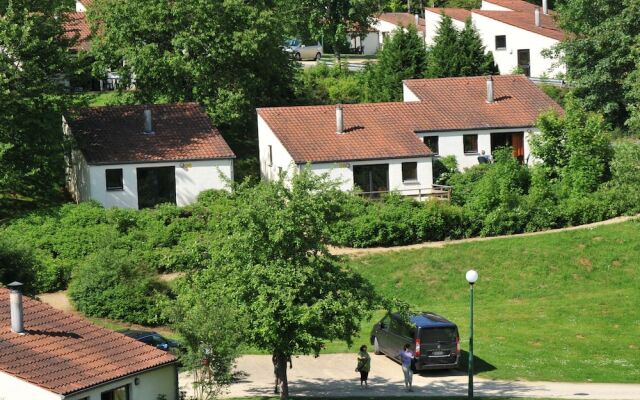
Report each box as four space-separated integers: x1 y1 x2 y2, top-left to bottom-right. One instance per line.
402 162 418 182
423 136 439 155
463 134 479 154
495 35 507 50
268 145 273 167
105 168 123 191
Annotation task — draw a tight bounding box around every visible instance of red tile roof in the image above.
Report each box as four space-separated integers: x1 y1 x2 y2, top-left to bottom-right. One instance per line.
425 7 472 23
64 12 91 51
0 288 176 395
482 0 538 13
376 13 426 30
473 9 564 41
66 103 236 165
258 75 561 163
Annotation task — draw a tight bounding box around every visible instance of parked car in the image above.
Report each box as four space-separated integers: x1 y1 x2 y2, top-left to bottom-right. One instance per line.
283 39 322 61
119 329 181 353
370 312 460 370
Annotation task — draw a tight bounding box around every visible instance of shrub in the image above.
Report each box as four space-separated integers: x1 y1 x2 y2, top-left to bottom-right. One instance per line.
69 249 169 325
0 237 40 295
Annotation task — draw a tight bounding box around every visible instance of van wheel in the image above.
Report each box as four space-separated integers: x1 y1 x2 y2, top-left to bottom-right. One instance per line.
374 337 382 355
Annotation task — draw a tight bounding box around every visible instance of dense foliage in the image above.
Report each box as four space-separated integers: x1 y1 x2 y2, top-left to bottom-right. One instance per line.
365 24 428 102
427 15 499 78
555 0 640 129
68 249 169 325
88 0 297 156
0 0 74 202
0 237 40 295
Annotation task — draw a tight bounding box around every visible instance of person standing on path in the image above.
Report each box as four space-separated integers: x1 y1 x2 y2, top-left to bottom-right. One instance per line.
356 345 371 388
399 343 414 392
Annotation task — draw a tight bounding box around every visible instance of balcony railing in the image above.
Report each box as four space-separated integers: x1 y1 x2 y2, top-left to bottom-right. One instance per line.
357 185 452 201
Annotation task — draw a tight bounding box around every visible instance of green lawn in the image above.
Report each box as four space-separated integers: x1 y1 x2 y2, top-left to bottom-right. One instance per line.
331 221 640 383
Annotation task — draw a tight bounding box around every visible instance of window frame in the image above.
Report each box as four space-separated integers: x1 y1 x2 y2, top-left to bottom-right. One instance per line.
401 161 418 183
463 134 479 155
267 145 273 167
105 168 124 191
422 136 439 155
495 35 507 50
101 384 129 400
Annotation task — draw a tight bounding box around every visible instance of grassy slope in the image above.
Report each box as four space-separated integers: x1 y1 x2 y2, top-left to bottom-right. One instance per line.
328 221 640 383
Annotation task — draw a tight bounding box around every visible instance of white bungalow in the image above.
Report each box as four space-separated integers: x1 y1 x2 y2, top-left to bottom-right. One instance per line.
258 75 562 196
64 103 235 209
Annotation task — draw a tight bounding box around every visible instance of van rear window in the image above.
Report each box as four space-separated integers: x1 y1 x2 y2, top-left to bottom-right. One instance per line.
420 327 457 342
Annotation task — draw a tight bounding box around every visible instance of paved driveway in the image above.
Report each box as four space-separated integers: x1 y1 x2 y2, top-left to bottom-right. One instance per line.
179 354 640 399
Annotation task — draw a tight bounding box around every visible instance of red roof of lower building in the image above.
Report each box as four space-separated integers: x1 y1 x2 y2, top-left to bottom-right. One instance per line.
473 9 564 41
64 12 91 51
66 103 236 165
0 288 176 395
258 75 561 164
376 12 426 30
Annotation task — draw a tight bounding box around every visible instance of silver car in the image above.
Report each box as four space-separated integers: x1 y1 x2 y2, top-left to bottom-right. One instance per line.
284 39 322 61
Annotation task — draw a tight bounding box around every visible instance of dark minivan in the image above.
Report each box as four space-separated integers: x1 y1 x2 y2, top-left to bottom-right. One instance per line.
370 312 460 370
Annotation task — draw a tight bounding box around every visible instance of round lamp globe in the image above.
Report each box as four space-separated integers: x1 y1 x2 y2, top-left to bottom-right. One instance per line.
466 269 478 284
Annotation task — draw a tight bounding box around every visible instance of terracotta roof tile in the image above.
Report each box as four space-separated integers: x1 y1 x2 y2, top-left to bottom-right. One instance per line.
482 0 538 12
66 103 236 165
0 288 176 395
259 75 561 163
376 13 426 29
425 7 472 22
473 9 564 41
64 12 91 51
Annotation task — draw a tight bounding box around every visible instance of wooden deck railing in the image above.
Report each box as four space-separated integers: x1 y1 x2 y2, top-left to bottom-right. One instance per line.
357 185 452 201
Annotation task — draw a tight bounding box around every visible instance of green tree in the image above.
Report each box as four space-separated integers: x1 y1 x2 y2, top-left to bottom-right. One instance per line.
291 0 379 64
532 98 613 196
555 0 640 128
0 0 73 201
457 18 499 76
197 170 379 399
365 24 428 102
88 0 296 156
427 16 498 78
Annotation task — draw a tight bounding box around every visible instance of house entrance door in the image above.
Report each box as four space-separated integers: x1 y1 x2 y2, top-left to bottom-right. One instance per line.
353 164 389 197
136 166 176 209
517 49 531 77
491 132 525 163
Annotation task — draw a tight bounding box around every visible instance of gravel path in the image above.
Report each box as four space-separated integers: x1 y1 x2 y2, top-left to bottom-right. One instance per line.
179 354 640 399
329 215 639 256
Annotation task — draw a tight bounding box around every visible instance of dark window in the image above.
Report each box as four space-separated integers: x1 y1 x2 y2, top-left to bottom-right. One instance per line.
423 136 439 154
101 385 129 400
268 145 273 166
463 134 478 154
402 162 418 182
517 49 531 77
420 327 458 343
353 164 389 198
495 35 507 50
105 169 123 191
136 166 176 209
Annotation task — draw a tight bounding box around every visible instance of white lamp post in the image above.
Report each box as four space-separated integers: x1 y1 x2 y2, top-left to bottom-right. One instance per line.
466 269 478 400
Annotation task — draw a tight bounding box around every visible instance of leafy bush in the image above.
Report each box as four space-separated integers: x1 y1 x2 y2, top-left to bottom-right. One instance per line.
69 249 169 325
0 237 40 295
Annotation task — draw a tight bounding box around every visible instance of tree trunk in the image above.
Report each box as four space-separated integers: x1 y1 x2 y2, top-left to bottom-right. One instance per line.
276 353 289 400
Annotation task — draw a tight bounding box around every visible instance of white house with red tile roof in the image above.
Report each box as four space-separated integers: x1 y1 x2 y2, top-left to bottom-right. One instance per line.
64 103 235 209
258 75 562 196
0 283 178 400
424 0 565 79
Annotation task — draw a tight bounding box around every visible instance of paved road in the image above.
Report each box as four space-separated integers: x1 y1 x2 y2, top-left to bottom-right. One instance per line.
179 354 640 399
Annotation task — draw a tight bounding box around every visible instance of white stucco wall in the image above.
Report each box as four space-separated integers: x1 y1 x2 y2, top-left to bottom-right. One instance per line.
472 13 564 78
402 83 421 102
258 115 296 182
374 19 424 47
63 364 177 400
75 1 86 12
480 0 512 11
347 32 380 55
306 157 433 195
0 372 61 400
86 159 233 209
417 128 536 170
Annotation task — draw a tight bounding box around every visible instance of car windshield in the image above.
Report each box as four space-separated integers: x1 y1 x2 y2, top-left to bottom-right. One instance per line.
285 39 300 47
420 327 457 342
